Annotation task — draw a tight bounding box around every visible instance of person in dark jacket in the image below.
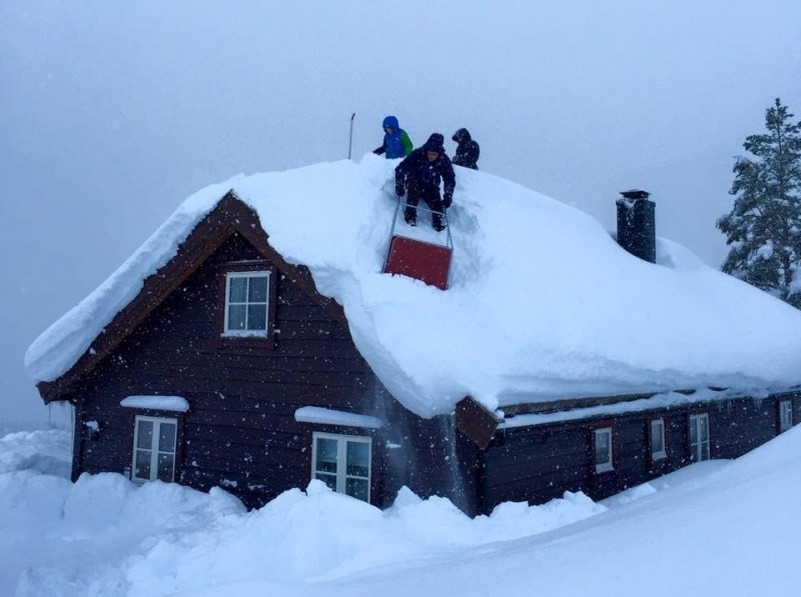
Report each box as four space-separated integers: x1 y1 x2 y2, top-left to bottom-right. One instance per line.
394 133 456 231
451 128 480 170
373 115 413 159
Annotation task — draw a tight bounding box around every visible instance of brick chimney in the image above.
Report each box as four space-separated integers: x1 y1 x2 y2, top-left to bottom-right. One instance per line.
616 189 655 263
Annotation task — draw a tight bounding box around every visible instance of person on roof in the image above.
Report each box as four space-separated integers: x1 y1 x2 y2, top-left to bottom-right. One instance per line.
373 115 413 159
451 128 480 170
394 133 456 232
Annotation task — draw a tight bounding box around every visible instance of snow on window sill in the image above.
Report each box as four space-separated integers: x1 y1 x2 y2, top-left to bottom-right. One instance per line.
120 396 190 412
295 406 383 429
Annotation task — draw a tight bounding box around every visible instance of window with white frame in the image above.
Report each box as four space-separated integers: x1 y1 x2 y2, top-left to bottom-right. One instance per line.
650 418 666 461
224 271 271 336
312 433 371 502
132 416 178 483
689 413 710 462
594 427 613 473
779 400 793 432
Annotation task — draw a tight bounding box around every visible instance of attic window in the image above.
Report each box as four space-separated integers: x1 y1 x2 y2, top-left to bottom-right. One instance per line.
224 271 271 336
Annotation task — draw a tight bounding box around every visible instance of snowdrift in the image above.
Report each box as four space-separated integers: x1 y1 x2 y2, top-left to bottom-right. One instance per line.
3 425 801 596
0 429 604 595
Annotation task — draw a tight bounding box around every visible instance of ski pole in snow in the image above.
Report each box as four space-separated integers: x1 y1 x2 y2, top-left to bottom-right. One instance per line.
348 113 356 159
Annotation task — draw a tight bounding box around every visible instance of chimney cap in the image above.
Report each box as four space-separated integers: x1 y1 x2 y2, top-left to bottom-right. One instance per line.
620 189 650 200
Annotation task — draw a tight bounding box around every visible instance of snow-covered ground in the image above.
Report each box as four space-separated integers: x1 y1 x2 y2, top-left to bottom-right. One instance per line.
1 424 799 596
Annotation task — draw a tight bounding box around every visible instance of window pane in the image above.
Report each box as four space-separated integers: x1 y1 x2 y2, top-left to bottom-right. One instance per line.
228 304 246 330
315 438 338 474
136 420 153 450
699 442 708 461
651 420 664 454
158 422 176 454
595 431 610 466
228 276 247 302
346 477 369 502
157 453 174 482
315 472 337 491
346 441 369 477
651 435 660 454
246 304 267 331
135 449 151 479
699 416 709 442
248 275 268 302
689 418 698 444
781 403 792 430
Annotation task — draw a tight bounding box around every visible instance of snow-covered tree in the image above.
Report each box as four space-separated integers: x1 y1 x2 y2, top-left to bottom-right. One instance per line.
718 98 801 307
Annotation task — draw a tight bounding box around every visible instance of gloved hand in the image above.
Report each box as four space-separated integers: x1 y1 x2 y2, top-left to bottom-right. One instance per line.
443 191 453 208
395 183 405 197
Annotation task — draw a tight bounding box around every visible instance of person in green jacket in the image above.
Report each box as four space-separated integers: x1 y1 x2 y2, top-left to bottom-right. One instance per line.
373 115 413 159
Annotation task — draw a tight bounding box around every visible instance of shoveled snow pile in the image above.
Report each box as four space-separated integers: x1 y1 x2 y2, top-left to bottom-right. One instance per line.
2 427 801 596
0 429 604 596
24 155 801 416
0 429 71 477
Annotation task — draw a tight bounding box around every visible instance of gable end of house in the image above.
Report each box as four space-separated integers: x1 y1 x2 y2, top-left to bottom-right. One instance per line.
37 192 348 404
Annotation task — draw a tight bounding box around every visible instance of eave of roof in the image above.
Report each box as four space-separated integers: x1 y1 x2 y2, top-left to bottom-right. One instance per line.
37 192 347 404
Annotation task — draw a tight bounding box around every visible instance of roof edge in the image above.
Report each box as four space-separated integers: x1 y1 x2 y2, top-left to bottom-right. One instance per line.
38 191 347 404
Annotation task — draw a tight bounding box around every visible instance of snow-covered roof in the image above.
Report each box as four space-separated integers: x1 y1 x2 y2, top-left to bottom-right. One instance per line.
24 155 801 417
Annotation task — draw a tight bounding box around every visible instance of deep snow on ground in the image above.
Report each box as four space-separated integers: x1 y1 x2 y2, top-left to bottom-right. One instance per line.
1 425 799 596
25 156 801 418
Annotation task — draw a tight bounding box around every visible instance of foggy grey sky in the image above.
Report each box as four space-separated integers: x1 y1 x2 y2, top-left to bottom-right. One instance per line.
2 1 800 423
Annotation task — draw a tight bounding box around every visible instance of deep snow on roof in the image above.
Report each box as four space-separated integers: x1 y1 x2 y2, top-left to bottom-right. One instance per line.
24 155 801 416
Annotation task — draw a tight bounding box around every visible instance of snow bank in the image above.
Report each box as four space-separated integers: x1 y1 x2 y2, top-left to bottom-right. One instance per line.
4 424 801 596
0 429 71 477
25 155 801 416
0 430 604 596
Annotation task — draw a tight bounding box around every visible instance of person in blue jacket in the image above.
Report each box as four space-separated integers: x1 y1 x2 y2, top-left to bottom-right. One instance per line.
394 133 456 231
373 115 413 159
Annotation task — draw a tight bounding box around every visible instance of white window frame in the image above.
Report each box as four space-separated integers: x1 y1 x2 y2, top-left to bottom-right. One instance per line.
223 271 272 337
650 418 667 461
689 413 710 463
311 432 372 503
779 400 793 432
131 415 178 483
594 427 614 473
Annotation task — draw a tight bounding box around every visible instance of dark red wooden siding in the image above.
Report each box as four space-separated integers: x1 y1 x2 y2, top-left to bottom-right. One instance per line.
481 394 797 513
74 233 382 505
71 231 482 512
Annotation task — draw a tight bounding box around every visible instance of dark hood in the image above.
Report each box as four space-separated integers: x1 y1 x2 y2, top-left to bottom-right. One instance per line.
423 133 445 152
452 128 472 143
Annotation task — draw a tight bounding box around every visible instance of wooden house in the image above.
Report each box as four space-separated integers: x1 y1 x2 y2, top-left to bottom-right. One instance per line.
28 167 801 516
